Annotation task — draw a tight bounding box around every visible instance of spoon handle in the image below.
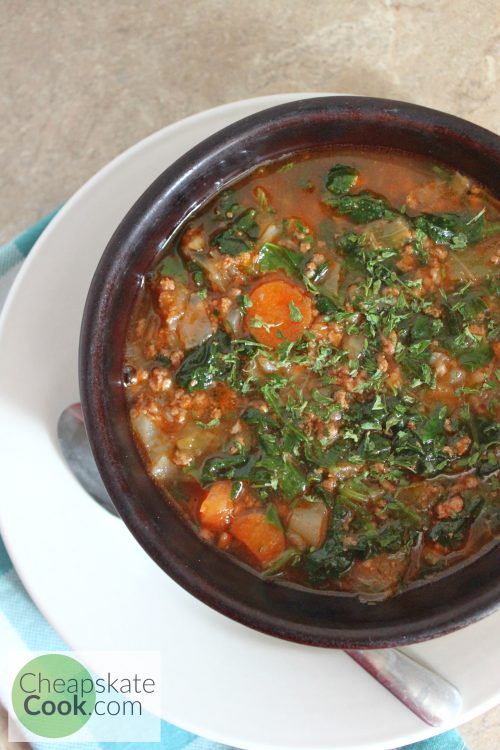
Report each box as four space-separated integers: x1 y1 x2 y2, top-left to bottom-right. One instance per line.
346 648 463 727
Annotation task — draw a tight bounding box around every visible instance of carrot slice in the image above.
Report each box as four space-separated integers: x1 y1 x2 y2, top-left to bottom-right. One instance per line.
199 480 234 533
231 510 285 566
245 279 312 348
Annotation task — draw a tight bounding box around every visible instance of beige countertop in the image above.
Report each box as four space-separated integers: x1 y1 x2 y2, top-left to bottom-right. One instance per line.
1 1 499 748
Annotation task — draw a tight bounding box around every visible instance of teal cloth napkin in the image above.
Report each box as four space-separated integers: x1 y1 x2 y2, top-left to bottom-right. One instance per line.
0 213 469 750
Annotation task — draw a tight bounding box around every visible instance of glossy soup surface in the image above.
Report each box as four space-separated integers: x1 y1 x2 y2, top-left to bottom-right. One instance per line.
124 148 500 600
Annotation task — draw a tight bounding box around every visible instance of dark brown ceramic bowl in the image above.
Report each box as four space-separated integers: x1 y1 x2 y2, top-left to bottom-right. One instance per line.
79 96 500 648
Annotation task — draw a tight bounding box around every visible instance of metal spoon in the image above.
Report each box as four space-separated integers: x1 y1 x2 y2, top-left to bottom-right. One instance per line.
346 648 462 726
57 404 118 517
57 403 463 726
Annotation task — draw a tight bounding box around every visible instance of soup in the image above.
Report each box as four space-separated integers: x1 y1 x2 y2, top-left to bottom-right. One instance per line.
123 148 500 600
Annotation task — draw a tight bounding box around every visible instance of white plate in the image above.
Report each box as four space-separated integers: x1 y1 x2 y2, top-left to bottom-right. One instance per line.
1 94 499 750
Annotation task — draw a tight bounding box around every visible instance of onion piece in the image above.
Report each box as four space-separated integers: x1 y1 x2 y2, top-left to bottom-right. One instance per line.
175 423 220 458
178 293 213 350
448 239 498 282
226 305 243 336
365 217 411 249
132 414 158 450
288 502 329 549
259 223 280 245
329 462 361 480
151 455 176 480
317 259 341 297
449 171 471 197
131 414 175 478
192 251 230 292
159 284 189 348
343 333 365 360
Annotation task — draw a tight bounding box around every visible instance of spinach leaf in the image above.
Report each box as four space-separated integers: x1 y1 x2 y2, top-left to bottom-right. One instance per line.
326 192 397 224
257 242 305 278
259 456 308 500
186 260 208 290
242 405 280 430
428 497 484 548
201 451 261 485
325 164 359 195
389 406 454 476
265 503 283 529
436 284 494 369
359 433 392 460
420 406 448 443
241 406 308 498
447 286 488 324
174 330 231 390
415 212 485 249
468 413 500 449
445 334 493 370
396 313 442 386
303 504 355 580
304 502 418 583
216 190 240 217
315 295 339 318
159 247 188 283
411 313 444 342
213 208 260 256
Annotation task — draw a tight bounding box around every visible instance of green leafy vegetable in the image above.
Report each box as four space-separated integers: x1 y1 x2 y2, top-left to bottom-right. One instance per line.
326 192 397 224
265 503 283 529
315 295 339 318
216 190 240 217
195 417 221 430
289 301 303 321
257 242 304 278
236 293 253 311
159 247 188 283
263 548 302 575
445 334 493 370
415 212 485 249
428 497 484 548
174 331 231 390
186 260 208 290
304 501 419 583
213 208 260 256
325 164 359 195
200 451 261 485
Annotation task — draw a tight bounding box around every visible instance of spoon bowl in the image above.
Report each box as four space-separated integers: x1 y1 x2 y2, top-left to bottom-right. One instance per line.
57 404 118 517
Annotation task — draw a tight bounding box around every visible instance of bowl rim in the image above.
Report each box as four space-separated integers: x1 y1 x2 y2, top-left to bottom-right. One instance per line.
79 95 500 648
